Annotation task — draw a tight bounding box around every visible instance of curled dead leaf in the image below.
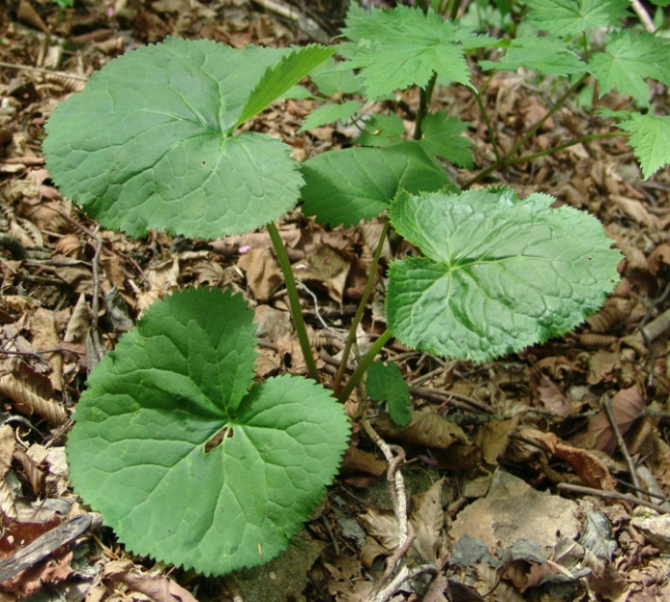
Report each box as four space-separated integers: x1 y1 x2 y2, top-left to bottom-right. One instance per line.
586 387 646 456
374 410 468 450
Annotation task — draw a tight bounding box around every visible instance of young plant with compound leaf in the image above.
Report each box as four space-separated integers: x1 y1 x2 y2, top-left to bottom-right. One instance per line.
44 2 624 578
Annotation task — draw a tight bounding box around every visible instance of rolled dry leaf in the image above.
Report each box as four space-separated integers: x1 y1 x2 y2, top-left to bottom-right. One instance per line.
0 374 67 426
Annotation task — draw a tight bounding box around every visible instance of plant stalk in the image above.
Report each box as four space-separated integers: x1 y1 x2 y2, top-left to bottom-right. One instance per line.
465 128 623 189
333 220 391 395
338 328 393 403
414 72 438 141
267 220 319 382
472 87 501 162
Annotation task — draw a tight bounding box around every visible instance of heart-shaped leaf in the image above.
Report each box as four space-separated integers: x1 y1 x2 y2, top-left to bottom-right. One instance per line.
300 142 455 227
44 38 332 240
387 188 621 362
66 288 350 576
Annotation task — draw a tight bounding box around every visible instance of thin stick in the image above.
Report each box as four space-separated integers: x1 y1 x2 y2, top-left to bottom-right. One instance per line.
338 329 393 403
89 232 105 366
360 418 415 601
333 221 390 395
602 395 642 498
0 60 88 81
629 0 656 32
464 131 624 188
558 483 669 513
267 221 319 381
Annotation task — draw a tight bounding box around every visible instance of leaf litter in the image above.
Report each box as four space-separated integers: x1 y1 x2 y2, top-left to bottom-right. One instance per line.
2 0 670 600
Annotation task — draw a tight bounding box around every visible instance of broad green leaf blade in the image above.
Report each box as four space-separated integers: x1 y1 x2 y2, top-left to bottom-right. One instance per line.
67 288 350 576
479 37 587 76
366 361 412 426
236 45 335 127
525 0 629 36
619 114 670 179
299 100 362 132
589 31 670 105
419 111 474 168
338 4 478 98
355 114 406 147
44 38 303 240
300 142 455 227
309 57 363 96
387 189 621 362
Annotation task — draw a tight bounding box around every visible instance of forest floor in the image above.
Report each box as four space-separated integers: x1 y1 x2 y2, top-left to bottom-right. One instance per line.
1 1 670 601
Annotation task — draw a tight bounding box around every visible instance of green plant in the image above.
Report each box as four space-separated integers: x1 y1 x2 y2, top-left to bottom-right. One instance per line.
301 0 670 180
43 3 628 577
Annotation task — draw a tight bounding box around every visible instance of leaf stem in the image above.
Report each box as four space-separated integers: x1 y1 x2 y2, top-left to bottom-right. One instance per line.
338 328 393 403
414 72 437 141
333 220 391 395
464 130 625 188
267 220 319 382
472 87 501 162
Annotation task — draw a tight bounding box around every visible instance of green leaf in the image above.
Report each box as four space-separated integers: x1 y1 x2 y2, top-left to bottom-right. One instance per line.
479 36 587 76
619 114 670 179
366 361 412 426
386 188 621 362
236 44 335 127
299 100 362 131
419 111 474 168
355 114 406 147
44 38 305 240
525 0 629 36
279 85 317 100
589 31 670 105
300 142 455 227
66 288 350 576
309 57 363 96
338 4 479 98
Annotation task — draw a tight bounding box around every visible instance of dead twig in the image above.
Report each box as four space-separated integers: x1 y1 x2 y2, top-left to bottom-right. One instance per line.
360 418 417 602
602 395 642 498
558 483 669 513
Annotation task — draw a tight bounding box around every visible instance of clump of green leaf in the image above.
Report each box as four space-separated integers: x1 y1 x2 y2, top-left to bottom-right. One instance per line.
44 38 334 240
43 13 629 579
67 288 350 576
386 188 621 362
366 361 412 426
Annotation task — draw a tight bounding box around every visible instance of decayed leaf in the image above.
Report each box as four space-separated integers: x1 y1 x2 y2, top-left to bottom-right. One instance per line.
586 386 646 455
530 371 572 416
409 479 445 563
28 308 62 391
475 415 520 465
374 410 468 450
0 367 66 426
451 470 580 557
104 559 198 602
238 247 283 301
525 428 616 490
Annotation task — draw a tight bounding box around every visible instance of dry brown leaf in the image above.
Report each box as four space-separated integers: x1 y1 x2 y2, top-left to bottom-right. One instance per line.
28 308 62 391
587 350 620 385
451 470 580 556
0 366 65 426
238 247 282 301
294 245 350 303
409 479 445 563
357 508 399 551
104 559 198 602
340 446 386 477
525 428 616 490
648 243 670 276
586 386 646 455
475 415 520 464
374 410 468 450
530 371 571 416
